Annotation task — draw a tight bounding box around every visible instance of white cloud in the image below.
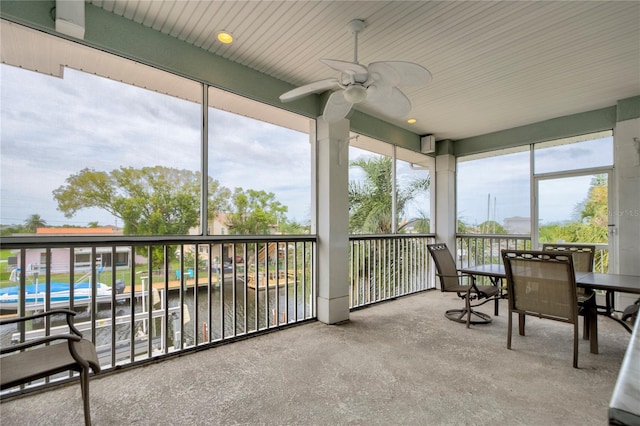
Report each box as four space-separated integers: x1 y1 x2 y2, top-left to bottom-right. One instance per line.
1 64 310 226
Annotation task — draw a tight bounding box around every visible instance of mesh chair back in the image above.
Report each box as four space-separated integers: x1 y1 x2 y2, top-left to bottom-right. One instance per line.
427 243 461 292
502 250 578 322
542 243 595 273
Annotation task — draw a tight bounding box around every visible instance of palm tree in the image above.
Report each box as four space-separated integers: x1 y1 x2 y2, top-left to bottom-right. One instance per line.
348 156 430 302
349 156 429 234
24 214 46 232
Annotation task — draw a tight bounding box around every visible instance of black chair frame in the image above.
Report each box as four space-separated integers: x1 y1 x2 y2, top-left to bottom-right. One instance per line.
0 309 100 426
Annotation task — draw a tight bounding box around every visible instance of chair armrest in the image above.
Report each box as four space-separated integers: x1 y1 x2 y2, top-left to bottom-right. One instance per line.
0 309 77 326
0 333 82 355
0 309 83 338
435 272 476 282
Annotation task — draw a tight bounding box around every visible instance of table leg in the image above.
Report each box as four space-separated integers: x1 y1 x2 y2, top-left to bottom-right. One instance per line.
490 277 502 316
589 303 598 354
600 290 633 333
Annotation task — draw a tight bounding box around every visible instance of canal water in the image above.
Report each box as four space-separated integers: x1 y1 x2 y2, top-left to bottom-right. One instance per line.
0 279 313 364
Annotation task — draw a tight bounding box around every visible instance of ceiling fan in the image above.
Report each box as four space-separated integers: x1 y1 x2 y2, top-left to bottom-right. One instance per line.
279 19 432 123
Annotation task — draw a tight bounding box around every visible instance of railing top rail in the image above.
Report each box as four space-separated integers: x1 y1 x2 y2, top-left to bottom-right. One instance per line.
456 234 531 239
0 234 317 249
349 233 435 241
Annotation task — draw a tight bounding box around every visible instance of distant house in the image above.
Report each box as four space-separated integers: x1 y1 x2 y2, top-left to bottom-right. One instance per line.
208 213 231 235
183 214 244 264
35 226 123 236
11 227 131 276
503 216 531 234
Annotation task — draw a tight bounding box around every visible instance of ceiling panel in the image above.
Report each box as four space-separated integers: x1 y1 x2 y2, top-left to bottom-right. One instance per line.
58 1 640 140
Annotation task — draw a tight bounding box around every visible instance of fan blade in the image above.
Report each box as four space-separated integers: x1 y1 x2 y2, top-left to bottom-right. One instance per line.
320 59 368 77
364 85 412 118
368 61 432 87
279 78 340 102
323 91 353 123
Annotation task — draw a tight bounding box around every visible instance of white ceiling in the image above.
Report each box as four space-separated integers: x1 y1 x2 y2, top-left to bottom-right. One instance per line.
26 1 640 141
88 0 640 141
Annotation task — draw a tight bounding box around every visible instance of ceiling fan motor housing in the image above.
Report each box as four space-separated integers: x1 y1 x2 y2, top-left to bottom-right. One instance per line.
279 18 431 123
343 85 368 104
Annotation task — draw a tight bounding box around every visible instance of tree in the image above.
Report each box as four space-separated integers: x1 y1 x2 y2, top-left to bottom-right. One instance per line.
53 166 231 269
402 210 430 233
349 156 430 234
53 166 231 235
24 214 46 232
540 174 609 245
573 175 609 246
276 219 309 234
226 188 288 235
580 175 608 227
478 220 507 234
538 174 609 270
457 219 470 234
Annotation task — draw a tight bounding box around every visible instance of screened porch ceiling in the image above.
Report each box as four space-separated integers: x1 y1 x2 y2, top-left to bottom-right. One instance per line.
2 1 639 144
86 0 639 141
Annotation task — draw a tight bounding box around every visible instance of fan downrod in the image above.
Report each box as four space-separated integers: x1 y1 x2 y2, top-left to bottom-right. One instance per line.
347 19 365 64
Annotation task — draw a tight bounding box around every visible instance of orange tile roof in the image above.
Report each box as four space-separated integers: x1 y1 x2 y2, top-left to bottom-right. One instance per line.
36 227 118 235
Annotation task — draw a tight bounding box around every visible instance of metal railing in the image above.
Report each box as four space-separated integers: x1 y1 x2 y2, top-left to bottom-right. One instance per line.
1 233 440 396
456 234 532 268
456 234 609 274
0 235 316 396
349 234 437 308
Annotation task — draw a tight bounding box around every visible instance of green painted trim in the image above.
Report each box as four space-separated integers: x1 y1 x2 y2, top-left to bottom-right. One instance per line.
0 1 53 29
1 1 319 116
349 110 421 150
453 107 617 157
3 2 632 155
435 140 455 156
617 96 640 122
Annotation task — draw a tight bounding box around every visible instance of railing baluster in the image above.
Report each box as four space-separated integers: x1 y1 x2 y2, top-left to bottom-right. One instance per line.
347 235 436 309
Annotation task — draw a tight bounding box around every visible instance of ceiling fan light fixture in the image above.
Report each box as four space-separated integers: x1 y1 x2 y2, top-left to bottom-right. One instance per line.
343 85 367 104
407 118 417 124
217 31 234 44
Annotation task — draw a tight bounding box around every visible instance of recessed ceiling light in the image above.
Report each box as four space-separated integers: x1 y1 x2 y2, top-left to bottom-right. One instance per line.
217 31 234 44
407 118 417 124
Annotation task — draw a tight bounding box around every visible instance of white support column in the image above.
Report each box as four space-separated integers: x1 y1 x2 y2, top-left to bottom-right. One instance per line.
435 154 457 252
316 118 351 324
613 116 640 310
613 117 640 275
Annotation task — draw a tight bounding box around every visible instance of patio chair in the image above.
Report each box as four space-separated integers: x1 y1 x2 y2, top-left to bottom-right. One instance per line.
502 250 597 368
542 243 598 349
427 243 500 328
0 309 101 426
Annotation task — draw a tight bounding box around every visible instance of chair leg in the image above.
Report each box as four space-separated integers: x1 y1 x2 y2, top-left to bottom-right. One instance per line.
573 322 579 369
583 314 590 340
589 305 599 355
444 296 492 326
507 311 513 349
518 313 526 336
80 368 92 426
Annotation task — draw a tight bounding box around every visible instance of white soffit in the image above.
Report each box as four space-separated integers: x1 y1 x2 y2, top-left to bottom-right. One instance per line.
88 0 640 141
0 21 200 103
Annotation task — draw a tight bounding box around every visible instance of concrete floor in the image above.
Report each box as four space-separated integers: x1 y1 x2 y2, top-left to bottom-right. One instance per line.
0 290 631 425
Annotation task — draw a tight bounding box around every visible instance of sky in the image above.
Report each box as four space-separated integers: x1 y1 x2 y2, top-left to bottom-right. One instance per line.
0 64 310 228
457 136 613 227
1 62 612 231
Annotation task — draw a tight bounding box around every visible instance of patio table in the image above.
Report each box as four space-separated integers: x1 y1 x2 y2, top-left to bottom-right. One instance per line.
609 314 640 425
458 264 640 333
